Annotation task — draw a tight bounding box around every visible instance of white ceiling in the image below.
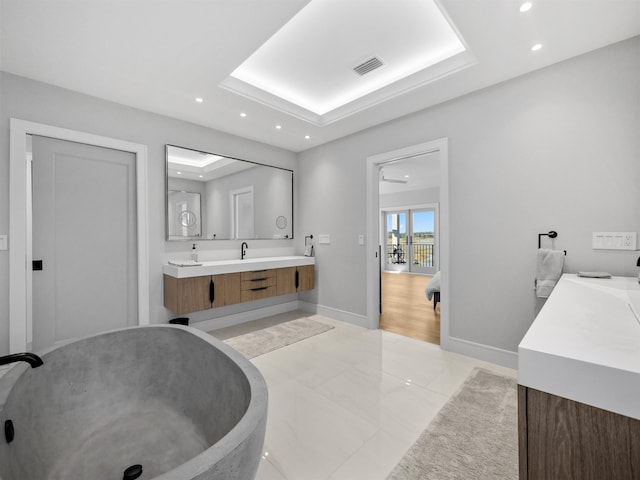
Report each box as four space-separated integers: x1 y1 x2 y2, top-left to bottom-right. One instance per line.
1 0 639 153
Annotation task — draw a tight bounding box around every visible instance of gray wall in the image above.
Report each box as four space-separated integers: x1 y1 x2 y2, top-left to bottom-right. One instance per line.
298 37 640 353
0 72 297 355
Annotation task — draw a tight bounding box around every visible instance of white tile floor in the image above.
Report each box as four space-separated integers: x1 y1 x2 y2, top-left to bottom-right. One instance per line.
246 313 516 480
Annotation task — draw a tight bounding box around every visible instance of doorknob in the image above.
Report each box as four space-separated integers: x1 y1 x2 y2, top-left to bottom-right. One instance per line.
32 260 43 271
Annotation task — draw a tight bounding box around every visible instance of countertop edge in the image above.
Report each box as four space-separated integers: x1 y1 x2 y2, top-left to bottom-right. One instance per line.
163 256 315 278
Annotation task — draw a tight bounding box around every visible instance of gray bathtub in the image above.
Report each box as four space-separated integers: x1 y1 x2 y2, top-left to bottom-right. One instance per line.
0 325 268 480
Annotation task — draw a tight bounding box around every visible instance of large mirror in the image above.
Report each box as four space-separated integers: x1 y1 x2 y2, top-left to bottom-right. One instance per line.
166 145 293 240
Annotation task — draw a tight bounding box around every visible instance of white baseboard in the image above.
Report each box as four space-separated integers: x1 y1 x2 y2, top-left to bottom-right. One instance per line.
298 301 369 328
444 336 518 370
190 301 300 333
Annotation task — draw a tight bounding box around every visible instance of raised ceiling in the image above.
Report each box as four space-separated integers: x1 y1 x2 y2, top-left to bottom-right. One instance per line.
1 0 639 152
221 0 473 125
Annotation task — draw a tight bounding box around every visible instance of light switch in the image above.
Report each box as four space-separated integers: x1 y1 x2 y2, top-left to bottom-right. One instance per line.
0 235 6 251
592 232 638 250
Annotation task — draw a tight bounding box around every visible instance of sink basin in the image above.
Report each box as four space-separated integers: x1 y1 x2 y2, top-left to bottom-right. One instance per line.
163 255 314 278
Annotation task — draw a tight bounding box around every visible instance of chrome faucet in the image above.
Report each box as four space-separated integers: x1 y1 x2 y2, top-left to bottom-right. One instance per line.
0 352 43 368
241 242 248 260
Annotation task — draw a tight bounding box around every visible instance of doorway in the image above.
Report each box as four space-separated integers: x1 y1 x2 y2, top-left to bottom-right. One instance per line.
231 186 254 239
9 119 149 354
365 138 450 348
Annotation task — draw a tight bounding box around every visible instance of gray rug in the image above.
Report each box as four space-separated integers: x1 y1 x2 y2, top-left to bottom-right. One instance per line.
387 368 518 480
223 317 334 359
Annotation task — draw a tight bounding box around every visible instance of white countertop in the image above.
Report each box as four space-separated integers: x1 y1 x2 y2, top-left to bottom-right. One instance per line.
163 255 315 278
518 274 640 420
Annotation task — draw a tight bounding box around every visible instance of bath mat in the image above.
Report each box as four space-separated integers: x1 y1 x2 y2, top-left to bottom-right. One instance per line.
223 317 334 359
387 368 518 480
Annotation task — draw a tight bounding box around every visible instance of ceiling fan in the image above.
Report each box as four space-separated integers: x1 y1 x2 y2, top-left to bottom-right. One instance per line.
380 171 408 183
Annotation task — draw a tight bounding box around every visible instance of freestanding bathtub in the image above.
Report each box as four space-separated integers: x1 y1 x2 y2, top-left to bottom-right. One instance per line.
0 325 268 480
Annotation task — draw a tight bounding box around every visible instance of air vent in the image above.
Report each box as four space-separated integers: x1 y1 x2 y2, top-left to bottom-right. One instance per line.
353 57 384 76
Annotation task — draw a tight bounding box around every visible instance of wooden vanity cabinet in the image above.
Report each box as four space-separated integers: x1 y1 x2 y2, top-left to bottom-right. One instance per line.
276 265 315 295
164 265 315 315
163 273 240 315
518 385 640 480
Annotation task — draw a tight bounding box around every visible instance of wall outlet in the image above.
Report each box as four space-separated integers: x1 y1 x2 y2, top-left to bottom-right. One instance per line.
358 234 365 246
592 232 638 250
0 235 6 251
318 234 331 245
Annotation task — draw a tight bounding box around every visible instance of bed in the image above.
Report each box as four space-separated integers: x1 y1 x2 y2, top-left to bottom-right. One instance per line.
425 271 441 310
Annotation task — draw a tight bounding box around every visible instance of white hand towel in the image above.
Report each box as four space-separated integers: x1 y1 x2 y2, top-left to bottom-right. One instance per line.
535 249 565 298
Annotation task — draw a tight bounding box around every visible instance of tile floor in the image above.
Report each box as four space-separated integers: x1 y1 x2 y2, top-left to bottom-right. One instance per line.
227 312 516 480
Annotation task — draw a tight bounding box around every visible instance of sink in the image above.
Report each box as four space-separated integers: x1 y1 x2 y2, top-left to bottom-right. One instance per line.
164 255 314 278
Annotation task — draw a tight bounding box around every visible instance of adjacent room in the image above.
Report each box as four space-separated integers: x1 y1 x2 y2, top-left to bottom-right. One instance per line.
0 1 639 479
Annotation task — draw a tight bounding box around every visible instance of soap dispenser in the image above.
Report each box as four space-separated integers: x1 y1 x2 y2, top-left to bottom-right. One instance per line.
191 243 199 262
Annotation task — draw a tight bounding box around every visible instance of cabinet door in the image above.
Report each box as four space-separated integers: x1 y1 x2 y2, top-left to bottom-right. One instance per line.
297 265 315 292
521 386 640 480
164 275 212 314
212 273 241 307
276 267 297 296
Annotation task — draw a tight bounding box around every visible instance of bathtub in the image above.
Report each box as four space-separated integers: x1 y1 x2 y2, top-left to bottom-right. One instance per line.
0 325 268 480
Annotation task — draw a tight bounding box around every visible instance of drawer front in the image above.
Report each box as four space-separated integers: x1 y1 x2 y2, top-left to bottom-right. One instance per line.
241 269 275 282
241 276 276 291
241 285 276 302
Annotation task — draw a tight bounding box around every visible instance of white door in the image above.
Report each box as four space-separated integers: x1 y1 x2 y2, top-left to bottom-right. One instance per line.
31 136 138 352
383 206 438 275
232 187 254 239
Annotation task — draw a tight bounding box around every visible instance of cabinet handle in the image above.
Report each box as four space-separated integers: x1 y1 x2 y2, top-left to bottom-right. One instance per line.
209 279 215 304
295 270 299 289
250 286 269 292
250 277 268 282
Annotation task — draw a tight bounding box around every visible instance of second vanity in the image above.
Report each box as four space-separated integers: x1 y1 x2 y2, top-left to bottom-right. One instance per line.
518 274 640 479
163 256 315 315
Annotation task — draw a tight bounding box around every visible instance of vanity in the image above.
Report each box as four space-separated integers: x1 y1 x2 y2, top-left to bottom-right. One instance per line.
163 256 315 315
518 274 640 479
163 144 310 315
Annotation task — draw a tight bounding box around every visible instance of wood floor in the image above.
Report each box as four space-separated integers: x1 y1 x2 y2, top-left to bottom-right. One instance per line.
379 271 440 345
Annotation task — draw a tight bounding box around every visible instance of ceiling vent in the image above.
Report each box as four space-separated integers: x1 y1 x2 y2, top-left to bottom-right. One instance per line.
353 56 384 76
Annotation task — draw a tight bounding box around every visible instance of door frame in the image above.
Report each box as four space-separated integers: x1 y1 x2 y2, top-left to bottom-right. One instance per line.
366 138 450 348
381 203 439 274
9 118 150 353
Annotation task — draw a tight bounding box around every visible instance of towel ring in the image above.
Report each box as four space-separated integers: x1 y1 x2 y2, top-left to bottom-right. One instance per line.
538 231 566 255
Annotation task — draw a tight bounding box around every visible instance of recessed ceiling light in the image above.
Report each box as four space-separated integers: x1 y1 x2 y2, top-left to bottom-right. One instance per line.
275 125 282 129
177 171 182 175
195 97 204 103
519 2 532 13
404 175 410 178
531 43 543 52
199 175 203 178
240 112 247 117
305 135 310 140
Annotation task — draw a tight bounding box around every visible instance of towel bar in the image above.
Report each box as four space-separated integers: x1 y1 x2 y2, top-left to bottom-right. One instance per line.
538 231 566 255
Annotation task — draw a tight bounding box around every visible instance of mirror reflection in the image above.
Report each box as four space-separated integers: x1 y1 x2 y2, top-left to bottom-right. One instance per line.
166 145 293 240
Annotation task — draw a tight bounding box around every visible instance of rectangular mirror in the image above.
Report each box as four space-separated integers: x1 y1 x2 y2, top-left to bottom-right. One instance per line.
166 145 293 240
